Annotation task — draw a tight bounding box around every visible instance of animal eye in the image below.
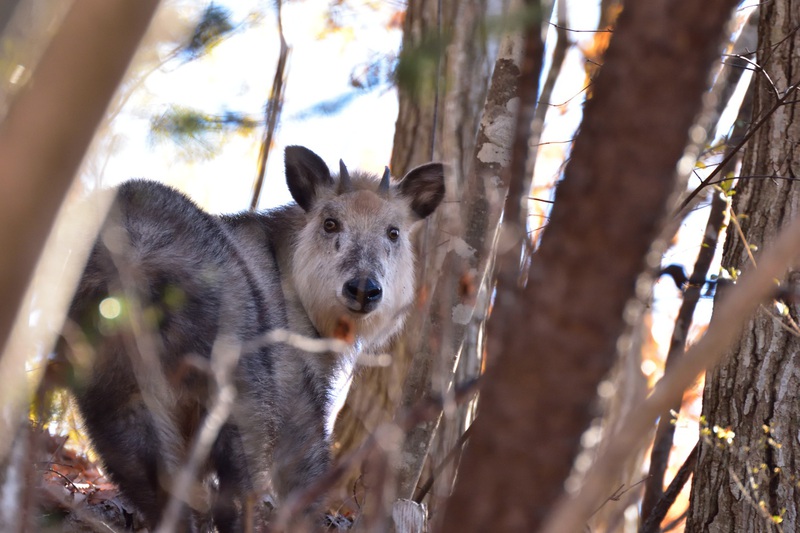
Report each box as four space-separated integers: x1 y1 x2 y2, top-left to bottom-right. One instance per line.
323 218 340 233
387 227 400 241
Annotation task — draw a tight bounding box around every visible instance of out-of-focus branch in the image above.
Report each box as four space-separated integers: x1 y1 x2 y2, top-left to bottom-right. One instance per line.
412 425 472 504
640 443 698 533
0 0 160 467
156 339 240 533
0 0 160 353
540 196 800 532
250 2 289 211
640 74 755 528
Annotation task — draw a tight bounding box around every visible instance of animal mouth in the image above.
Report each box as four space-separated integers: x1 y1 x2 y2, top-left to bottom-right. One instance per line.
340 298 377 315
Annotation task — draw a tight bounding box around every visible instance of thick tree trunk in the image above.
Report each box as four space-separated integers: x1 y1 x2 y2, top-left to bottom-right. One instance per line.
686 3 800 531
442 0 738 530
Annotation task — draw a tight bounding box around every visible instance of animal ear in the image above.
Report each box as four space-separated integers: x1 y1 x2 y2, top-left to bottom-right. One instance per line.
397 163 446 219
285 146 333 211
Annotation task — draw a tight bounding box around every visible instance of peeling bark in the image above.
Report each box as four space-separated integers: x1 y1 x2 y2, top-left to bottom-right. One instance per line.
443 0 739 530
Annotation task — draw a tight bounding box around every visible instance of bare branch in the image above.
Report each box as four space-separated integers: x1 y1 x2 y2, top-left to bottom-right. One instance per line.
250 2 289 211
640 68 755 527
156 339 241 533
541 194 800 532
678 78 800 212
0 0 160 353
412 425 472 504
640 444 698 533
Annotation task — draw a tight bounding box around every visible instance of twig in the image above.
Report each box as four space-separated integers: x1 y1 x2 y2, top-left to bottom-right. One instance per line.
540 183 800 533
250 1 289 211
640 443 698 533
547 22 613 34
678 78 800 212
412 424 473 503
271 378 481 528
547 82 592 107
591 477 648 518
43 468 84 494
725 54 780 99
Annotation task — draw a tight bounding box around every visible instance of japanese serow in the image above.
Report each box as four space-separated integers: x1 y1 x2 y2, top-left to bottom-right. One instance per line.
61 146 445 530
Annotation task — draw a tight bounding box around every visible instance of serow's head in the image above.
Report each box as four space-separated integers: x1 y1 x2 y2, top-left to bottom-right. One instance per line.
285 145 445 349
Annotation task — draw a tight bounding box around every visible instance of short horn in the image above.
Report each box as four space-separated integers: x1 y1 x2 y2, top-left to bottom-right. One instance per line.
378 167 391 196
339 159 352 192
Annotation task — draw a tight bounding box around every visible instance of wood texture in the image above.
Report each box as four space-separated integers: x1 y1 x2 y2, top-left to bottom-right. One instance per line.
442 0 738 530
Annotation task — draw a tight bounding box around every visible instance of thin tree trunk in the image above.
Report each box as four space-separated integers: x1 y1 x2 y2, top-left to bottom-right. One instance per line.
442 0 738 530
686 2 800 530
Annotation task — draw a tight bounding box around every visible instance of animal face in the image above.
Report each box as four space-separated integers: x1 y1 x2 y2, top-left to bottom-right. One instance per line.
285 146 445 349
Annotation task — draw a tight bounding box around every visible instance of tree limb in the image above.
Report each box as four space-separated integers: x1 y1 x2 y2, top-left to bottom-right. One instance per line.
445 0 739 530
541 170 800 532
640 443 698 533
0 0 161 461
640 64 755 528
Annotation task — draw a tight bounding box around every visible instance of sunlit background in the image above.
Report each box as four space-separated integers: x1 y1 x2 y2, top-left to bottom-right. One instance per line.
89 0 403 213
1 1 759 529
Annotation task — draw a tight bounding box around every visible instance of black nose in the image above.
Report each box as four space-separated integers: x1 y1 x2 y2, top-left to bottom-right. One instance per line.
342 277 382 312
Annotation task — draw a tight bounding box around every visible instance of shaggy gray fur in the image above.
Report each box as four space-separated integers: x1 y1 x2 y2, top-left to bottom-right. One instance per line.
61 146 444 531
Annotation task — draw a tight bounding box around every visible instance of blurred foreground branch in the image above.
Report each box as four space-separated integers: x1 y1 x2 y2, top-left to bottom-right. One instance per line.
0 0 160 353
542 185 800 531
445 0 738 530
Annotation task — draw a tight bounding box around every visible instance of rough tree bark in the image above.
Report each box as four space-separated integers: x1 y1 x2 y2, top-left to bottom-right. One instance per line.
441 0 739 531
686 3 800 531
